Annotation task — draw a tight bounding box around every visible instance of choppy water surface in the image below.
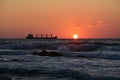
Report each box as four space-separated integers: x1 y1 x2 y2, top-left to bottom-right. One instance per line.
0 39 120 80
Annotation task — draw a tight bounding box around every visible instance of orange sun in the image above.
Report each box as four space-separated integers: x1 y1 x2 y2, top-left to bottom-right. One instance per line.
73 34 78 39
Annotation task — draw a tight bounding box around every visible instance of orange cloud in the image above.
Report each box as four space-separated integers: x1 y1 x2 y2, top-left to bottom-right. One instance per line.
86 24 93 28
96 20 104 27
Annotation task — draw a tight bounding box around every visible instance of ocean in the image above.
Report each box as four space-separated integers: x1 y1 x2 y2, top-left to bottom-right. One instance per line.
0 39 120 80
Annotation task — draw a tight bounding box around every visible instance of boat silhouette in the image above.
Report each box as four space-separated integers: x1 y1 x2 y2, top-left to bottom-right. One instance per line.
26 34 57 39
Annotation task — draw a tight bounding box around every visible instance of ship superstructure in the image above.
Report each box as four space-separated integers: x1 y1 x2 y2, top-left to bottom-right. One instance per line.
26 34 57 39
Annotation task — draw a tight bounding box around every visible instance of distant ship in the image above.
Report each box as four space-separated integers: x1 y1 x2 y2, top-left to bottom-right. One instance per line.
26 34 57 39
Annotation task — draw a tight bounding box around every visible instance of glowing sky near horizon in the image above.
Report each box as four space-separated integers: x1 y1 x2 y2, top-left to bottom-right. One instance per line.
0 0 120 38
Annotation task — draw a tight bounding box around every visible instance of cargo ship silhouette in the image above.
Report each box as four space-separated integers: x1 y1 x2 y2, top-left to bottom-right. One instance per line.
26 34 57 39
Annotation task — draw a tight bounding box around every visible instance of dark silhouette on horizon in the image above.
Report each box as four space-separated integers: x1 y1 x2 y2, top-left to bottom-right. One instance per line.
26 33 57 39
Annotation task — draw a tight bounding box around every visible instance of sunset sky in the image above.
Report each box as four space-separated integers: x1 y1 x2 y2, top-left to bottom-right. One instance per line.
0 0 120 38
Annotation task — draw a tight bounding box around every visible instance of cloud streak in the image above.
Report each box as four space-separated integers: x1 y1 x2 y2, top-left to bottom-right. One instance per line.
86 24 93 28
96 20 104 27
85 20 104 28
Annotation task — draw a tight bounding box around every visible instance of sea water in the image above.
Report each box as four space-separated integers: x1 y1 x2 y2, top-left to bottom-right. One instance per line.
0 39 120 80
